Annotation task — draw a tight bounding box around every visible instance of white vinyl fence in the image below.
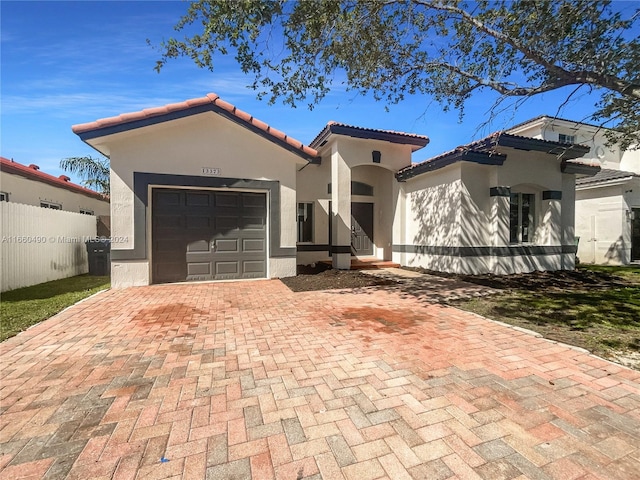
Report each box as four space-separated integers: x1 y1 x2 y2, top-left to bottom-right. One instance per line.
1 202 98 292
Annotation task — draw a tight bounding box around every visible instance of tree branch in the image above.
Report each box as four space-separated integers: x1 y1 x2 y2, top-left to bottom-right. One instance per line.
417 62 577 96
415 0 640 99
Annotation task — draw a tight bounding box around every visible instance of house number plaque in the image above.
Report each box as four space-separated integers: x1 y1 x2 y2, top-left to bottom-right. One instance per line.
202 167 221 176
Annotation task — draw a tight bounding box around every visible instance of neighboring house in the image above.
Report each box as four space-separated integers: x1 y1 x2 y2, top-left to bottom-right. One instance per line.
0 156 110 216
508 116 640 264
72 93 598 288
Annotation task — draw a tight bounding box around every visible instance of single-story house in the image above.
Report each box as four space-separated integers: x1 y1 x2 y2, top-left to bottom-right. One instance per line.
508 116 640 264
73 93 599 288
0 156 110 216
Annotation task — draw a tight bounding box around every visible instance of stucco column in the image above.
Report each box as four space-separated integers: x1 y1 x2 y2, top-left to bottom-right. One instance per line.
490 187 511 247
331 141 352 269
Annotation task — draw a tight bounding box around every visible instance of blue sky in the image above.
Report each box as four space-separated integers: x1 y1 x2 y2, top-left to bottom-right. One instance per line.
1 0 634 183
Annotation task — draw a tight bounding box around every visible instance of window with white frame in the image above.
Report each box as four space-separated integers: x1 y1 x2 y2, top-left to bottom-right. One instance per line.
0 192 8 202
297 202 314 243
79 208 94 215
510 193 535 243
40 200 62 210
558 133 575 144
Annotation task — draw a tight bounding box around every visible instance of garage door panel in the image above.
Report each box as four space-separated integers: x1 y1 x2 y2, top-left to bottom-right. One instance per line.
215 192 240 207
243 216 265 230
243 193 266 207
187 262 211 276
186 192 210 206
155 191 182 206
186 216 211 229
215 262 239 275
155 239 185 254
152 189 267 283
243 260 266 274
187 240 210 252
155 262 187 281
242 238 265 252
154 215 183 229
215 238 239 253
215 216 240 231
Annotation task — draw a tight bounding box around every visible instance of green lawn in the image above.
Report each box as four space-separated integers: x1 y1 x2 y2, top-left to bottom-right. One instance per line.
455 264 640 364
1 275 110 342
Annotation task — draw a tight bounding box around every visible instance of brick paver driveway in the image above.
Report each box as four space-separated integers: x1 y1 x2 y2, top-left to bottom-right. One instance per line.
1 280 639 480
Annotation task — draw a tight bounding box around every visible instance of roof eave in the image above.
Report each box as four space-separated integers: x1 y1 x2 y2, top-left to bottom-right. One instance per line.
310 124 429 151
0 162 107 201
396 150 506 182
561 161 601 176
496 135 590 160
576 175 636 190
74 102 320 164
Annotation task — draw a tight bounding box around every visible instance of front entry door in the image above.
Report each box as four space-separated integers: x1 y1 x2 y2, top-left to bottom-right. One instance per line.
632 208 640 261
351 202 374 256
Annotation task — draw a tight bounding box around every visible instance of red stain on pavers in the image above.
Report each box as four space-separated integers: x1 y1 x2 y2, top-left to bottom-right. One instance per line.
1 281 640 480
341 307 431 335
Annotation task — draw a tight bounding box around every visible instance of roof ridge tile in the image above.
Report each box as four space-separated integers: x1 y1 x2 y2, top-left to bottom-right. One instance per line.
72 93 319 161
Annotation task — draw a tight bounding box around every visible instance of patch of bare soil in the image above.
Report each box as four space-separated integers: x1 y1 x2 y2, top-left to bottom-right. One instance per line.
402 266 629 291
280 264 395 292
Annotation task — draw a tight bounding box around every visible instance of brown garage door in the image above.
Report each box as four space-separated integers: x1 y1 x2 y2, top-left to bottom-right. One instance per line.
152 189 267 283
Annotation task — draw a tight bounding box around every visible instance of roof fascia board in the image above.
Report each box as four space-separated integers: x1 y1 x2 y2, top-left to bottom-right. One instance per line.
396 150 505 182
321 124 429 149
497 135 590 159
561 161 600 176
77 103 320 163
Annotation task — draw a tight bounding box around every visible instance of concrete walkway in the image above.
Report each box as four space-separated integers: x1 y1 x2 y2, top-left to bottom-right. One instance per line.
1 280 639 479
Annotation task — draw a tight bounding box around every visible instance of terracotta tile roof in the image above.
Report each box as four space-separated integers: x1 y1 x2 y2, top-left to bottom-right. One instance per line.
309 121 429 150
507 114 605 133
396 132 594 181
576 168 638 186
0 156 108 201
72 93 319 161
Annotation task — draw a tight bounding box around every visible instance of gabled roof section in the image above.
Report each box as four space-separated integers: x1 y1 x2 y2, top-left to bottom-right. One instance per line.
576 168 638 187
508 114 605 134
72 93 320 163
310 121 429 151
396 132 595 182
0 157 108 201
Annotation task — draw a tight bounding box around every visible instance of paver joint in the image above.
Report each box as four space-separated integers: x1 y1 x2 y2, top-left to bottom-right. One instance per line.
1 279 639 479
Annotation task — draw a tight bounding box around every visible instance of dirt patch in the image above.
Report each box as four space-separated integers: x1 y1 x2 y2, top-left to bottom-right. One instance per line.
280 264 395 292
402 266 631 291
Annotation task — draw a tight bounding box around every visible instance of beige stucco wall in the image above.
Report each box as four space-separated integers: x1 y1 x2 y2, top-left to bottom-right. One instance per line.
296 136 410 265
576 178 640 265
0 171 110 216
620 148 640 174
95 111 304 287
398 152 577 274
460 163 491 247
397 164 462 271
403 164 462 247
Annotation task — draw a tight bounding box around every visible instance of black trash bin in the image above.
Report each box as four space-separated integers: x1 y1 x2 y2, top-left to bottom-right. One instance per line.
85 240 111 276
